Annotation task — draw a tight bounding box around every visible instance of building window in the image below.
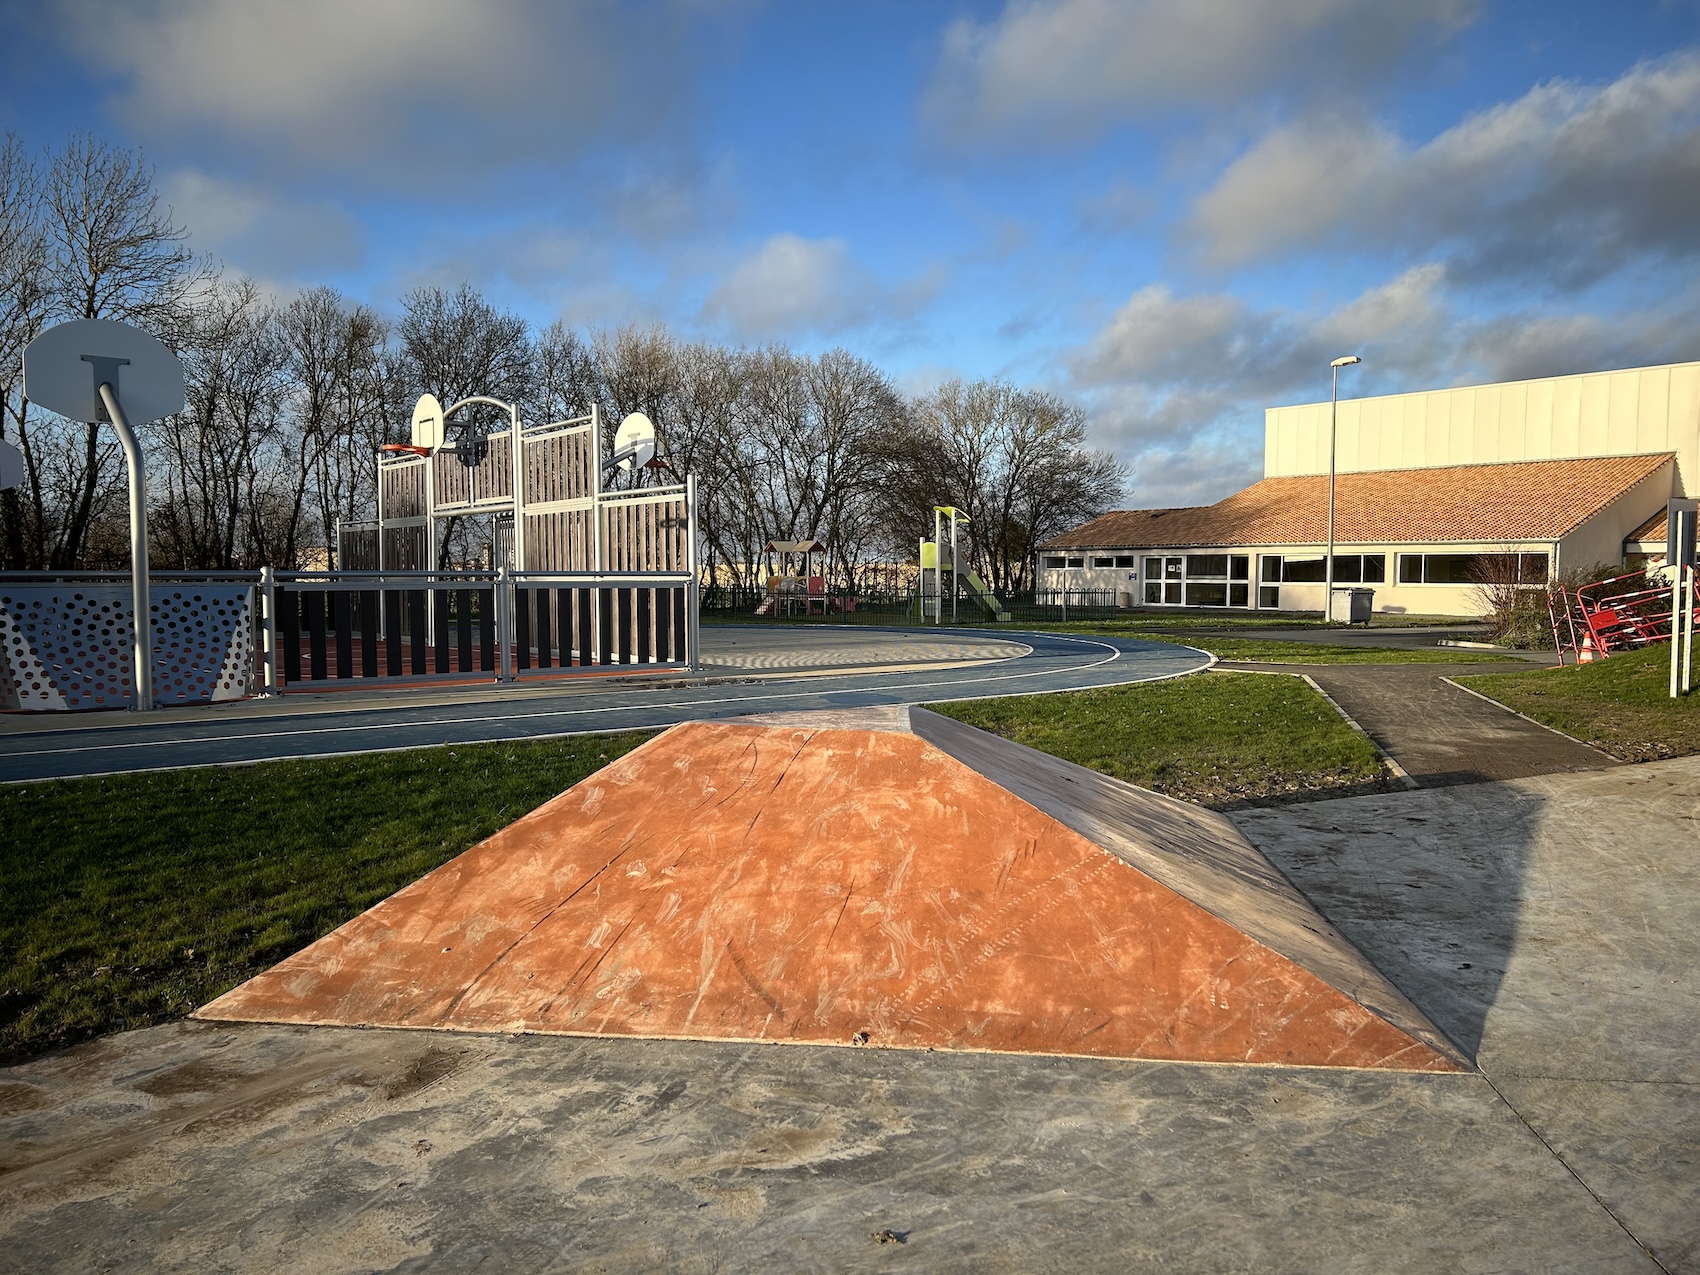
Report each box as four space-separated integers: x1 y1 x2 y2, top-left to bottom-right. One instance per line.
1327 554 1387 583
1186 553 1228 577
1397 552 1549 585
1067 557 1085 569
1093 556 1114 568
1043 556 1066 569
1143 555 1182 604
1114 555 1135 568
1279 554 1384 583
1281 557 1325 582
1137 552 1251 608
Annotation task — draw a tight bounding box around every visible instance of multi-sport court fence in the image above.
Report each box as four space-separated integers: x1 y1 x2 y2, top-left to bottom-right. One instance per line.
0 567 699 711
1 568 1112 712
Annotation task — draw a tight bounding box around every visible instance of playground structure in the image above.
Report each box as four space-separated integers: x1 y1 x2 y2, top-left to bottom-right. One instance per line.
920 505 1010 623
752 539 839 617
337 395 690 579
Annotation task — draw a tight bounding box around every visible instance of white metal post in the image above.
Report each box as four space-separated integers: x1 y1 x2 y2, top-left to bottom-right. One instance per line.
1671 563 1683 698
1685 564 1695 694
509 400 526 572
1326 365 1338 625
497 565 513 682
260 565 278 695
687 473 701 673
97 382 152 712
1325 355 1360 624
591 403 604 572
949 510 959 625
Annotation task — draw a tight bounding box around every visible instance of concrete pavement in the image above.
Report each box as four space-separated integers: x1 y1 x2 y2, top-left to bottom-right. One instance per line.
1227 660 1615 786
3 753 1694 1271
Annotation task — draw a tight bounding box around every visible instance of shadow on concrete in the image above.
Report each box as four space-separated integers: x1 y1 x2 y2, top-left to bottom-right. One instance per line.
1234 784 1545 1062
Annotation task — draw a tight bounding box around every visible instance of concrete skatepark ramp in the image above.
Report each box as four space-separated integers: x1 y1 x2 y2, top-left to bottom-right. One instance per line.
199 708 1466 1071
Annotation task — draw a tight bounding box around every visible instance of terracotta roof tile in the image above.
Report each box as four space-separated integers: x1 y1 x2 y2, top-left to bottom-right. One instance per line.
1046 454 1673 550
1628 510 1668 544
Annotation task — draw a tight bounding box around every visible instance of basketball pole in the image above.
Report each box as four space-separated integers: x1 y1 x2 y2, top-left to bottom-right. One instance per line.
97 380 153 712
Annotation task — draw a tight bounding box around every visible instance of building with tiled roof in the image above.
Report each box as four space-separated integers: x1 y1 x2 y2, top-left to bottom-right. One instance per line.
1041 360 1698 617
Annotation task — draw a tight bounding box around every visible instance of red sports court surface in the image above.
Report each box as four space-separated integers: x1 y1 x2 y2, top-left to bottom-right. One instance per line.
199 710 1465 1071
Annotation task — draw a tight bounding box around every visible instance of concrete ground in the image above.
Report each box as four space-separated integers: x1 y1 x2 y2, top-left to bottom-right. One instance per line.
3 756 1694 1272
1223 660 1614 786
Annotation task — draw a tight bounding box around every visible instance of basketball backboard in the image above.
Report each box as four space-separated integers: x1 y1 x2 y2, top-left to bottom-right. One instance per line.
614 412 656 471
411 394 445 450
22 319 184 424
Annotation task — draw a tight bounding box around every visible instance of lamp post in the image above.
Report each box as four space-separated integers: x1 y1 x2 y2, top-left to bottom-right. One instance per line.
1326 355 1361 623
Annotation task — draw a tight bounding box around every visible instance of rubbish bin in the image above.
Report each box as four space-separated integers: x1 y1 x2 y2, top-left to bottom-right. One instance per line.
1330 587 1374 625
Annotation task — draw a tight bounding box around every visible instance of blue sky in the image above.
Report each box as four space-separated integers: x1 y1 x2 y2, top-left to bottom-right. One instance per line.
4 0 1700 507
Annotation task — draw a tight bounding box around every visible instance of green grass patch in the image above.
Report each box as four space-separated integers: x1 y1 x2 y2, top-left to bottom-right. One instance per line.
928 671 1388 808
0 731 655 1065
1461 644 1700 761
1102 632 1517 664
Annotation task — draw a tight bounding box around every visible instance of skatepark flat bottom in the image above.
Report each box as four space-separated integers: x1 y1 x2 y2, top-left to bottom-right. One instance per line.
6 756 1697 1272
199 709 1461 1070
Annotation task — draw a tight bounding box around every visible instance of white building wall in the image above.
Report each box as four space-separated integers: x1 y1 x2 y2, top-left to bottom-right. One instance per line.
1265 362 1700 493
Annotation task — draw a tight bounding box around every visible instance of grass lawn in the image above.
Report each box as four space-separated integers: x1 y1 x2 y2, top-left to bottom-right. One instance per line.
1461 644 1700 761
0 731 655 1065
1102 633 1520 665
928 671 1388 809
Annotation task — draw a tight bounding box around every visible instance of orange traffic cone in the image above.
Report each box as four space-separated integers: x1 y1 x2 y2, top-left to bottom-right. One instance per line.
1579 633 1600 663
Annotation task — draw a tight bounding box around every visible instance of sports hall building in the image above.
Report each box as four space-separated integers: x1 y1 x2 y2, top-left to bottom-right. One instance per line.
1040 361 1700 617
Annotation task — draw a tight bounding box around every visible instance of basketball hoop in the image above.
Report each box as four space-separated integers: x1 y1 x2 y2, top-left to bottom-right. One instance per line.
382 443 432 457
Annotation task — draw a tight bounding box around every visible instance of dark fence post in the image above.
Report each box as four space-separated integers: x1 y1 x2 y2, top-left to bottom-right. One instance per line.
515 587 532 671
384 590 403 676
408 590 427 674
359 591 379 678
332 591 352 678
307 591 328 681
280 588 301 684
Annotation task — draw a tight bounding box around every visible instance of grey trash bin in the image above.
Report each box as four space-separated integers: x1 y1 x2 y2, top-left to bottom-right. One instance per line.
1330 587 1373 625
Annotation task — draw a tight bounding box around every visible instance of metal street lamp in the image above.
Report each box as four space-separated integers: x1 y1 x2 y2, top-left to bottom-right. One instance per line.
1326 355 1361 623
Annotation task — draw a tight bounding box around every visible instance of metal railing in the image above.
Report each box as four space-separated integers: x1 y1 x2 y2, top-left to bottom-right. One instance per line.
262 568 698 692
0 566 699 710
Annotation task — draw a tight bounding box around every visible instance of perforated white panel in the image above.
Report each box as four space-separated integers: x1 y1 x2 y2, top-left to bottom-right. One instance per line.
0 585 254 711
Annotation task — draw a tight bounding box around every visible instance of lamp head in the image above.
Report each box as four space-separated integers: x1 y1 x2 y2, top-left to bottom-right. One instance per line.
1331 355 1362 368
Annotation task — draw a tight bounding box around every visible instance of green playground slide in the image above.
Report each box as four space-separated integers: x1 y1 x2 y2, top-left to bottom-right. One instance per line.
959 568 1011 621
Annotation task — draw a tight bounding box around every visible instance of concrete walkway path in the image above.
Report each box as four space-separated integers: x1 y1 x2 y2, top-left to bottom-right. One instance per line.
2 755 1694 1272
1223 660 1614 785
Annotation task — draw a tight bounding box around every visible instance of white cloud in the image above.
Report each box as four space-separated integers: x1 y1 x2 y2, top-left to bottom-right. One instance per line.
701 234 939 340
1068 264 1700 507
163 170 364 278
1186 52 1700 280
54 0 697 186
921 0 1475 145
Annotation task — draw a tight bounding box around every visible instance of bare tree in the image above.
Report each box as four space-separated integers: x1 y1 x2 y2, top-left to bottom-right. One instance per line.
25 134 208 567
151 278 284 568
0 132 49 568
888 380 1126 593
276 287 391 567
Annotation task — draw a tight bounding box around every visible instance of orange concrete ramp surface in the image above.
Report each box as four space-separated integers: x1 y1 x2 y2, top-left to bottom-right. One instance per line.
198 708 1466 1071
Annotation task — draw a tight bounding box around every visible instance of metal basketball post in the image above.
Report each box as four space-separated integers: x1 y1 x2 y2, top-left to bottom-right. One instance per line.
96 379 153 712
23 320 185 715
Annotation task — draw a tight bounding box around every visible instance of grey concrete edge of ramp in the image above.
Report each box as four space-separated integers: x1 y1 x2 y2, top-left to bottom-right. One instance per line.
905 705 1471 1069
